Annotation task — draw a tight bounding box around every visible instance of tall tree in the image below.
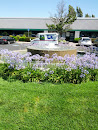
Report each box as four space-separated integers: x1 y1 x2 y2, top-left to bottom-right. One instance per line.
46 0 76 36
85 14 95 18
76 7 83 17
92 14 95 17
85 13 90 17
66 5 76 23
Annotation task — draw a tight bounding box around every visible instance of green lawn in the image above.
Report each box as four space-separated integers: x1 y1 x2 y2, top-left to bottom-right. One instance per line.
0 78 98 130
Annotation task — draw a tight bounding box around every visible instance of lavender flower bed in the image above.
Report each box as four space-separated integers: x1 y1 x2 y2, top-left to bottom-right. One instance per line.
0 49 98 83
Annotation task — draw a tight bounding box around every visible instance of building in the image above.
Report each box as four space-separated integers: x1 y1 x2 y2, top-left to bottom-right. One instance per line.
69 18 98 41
0 17 98 41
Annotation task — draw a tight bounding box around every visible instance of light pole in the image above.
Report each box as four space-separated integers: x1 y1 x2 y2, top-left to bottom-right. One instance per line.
28 28 29 37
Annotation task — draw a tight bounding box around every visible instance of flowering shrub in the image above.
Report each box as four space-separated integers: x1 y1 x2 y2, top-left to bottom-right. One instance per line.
0 49 98 83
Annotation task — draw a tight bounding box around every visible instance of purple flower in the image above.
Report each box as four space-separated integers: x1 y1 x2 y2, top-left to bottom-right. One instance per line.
80 74 85 78
44 73 48 77
49 70 54 74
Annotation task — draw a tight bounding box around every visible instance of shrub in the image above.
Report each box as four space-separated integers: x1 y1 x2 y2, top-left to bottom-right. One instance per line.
30 37 36 40
74 38 80 43
25 37 30 42
22 34 26 37
16 35 21 41
19 37 26 41
12 36 18 41
2 31 8 36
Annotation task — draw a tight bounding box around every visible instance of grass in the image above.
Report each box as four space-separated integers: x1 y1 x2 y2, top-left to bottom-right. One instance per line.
0 78 98 130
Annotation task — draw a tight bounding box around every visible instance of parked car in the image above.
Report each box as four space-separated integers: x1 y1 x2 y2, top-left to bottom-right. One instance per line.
93 38 98 47
0 36 15 44
78 37 93 46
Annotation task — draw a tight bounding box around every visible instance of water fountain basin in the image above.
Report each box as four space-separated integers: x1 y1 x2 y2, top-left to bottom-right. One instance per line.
27 43 77 57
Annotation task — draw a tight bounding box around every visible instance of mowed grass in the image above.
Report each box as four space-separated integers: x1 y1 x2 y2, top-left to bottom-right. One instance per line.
0 78 98 130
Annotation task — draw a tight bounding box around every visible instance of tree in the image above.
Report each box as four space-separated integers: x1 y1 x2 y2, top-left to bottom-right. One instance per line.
66 5 76 23
92 14 95 17
46 0 76 37
76 7 83 17
85 13 90 17
85 14 95 18
2 31 8 36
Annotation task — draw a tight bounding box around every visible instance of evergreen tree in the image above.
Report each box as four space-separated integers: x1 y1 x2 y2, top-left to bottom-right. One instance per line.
66 5 76 23
85 14 95 18
85 13 90 17
76 7 83 17
92 14 95 17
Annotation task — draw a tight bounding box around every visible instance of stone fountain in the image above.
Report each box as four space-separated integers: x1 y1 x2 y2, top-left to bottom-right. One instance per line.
27 33 77 57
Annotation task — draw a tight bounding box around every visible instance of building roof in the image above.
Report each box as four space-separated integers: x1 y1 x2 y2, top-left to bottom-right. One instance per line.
0 18 53 30
70 18 98 31
0 17 98 31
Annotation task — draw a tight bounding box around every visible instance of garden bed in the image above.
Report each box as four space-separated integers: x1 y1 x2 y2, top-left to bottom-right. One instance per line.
0 49 98 83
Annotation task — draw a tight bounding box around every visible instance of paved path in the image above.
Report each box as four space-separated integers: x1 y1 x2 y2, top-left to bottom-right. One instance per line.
0 41 77 51
0 42 30 51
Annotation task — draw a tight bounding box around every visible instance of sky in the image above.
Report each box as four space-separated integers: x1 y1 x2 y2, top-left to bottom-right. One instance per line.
0 0 98 18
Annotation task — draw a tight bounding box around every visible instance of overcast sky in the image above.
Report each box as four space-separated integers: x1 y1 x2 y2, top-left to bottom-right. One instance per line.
0 0 98 18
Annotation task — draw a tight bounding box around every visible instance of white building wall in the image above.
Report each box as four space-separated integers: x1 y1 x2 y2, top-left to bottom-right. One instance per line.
75 31 80 38
44 30 48 33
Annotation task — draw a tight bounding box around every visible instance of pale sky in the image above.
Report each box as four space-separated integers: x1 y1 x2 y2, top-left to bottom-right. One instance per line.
0 0 98 18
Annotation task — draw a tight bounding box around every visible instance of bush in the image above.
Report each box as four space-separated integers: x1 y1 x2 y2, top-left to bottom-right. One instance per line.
16 35 21 41
25 37 30 42
19 37 26 41
2 31 8 36
74 38 80 43
30 37 36 40
12 36 18 41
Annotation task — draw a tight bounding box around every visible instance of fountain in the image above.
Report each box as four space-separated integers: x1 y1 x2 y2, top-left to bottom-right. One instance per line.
27 33 77 57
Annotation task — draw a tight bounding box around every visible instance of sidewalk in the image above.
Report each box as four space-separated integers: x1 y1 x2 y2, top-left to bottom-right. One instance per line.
17 41 30 44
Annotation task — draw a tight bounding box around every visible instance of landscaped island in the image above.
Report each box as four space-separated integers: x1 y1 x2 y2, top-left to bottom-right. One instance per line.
0 49 97 83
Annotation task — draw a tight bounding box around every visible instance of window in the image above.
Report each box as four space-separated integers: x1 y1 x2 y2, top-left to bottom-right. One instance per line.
40 35 45 40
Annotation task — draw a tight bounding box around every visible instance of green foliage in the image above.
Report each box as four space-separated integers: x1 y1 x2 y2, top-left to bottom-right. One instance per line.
85 13 91 17
46 1 76 36
2 31 8 36
25 37 30 42
0 63 97 84
16 35 21 41
19 37 26 41
46 24 56 32
76 7 83 17
74 38 80 43
19 36 31 42
92 14 95 17
12 36 18 41
30 37 36 40
66 5 76 23
85 14 95 18
0 63 15 80
9 35 36 42
22 34 26 37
